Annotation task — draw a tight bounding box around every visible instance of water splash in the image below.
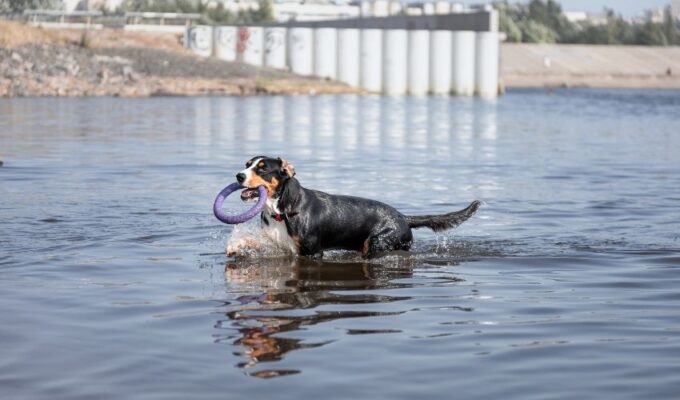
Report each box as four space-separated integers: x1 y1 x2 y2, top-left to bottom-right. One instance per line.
226 220 294 258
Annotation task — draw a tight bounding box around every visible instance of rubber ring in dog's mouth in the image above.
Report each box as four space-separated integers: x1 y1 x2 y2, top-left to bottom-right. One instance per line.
240 187 261 202
213 183 267 224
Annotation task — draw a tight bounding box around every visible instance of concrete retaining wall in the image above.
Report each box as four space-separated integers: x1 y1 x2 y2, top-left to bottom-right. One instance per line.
186 11 500 97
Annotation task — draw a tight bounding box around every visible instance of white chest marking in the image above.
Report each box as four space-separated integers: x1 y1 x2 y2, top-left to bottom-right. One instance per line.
262 197 298 255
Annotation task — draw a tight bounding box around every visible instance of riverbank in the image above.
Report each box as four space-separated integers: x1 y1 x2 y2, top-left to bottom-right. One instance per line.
0 21 358 97
502 43 680 89
3 21 680 96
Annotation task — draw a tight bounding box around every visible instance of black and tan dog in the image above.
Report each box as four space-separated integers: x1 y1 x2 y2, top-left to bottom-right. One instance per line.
228 156 481 258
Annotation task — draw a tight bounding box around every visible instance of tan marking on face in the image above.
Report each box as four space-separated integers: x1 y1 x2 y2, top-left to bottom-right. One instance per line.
248 174 279 198
292 235 301 252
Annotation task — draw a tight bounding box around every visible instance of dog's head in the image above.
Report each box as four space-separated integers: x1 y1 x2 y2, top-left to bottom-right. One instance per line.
236 156 296 201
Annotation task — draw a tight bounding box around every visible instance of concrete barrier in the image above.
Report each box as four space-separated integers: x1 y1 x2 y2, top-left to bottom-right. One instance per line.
451 31 476 96
383 29 408 95
408 30 429 96
337 28 360 87
475 31 499 97
264 27 286 69
360 29 383 93
214 26 237 62
288 27 314 76
314 28 338 79
429 30 452 95
241 26 263 66
184 9 501 97
187 25 213 57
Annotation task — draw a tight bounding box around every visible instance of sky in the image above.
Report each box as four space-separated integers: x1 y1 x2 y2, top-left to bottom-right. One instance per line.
453 0 673 17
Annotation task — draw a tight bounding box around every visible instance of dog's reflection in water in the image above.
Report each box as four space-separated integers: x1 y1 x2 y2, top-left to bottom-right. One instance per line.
218 255 418 378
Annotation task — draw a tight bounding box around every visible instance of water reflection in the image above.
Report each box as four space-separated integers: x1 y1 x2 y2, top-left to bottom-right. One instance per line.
201 95 498 205
217 257 423 378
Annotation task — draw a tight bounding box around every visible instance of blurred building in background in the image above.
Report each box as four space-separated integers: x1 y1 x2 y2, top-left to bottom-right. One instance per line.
671 0 680 20
563 10 606 25
645 7 665 23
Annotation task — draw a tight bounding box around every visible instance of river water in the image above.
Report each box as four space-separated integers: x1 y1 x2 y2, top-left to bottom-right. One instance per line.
1 90 679 399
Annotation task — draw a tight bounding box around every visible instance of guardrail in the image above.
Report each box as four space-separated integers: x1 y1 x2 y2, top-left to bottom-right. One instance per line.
124 12 201 26
24 9 104 29
123 12 202 33
18 10 201 32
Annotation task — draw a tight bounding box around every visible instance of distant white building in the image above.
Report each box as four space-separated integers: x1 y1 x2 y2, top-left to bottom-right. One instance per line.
563 11 588 23
672 0 680 21
61 0 123 11
645 7 664 23
563 11 587 23
563 10 606 25
275 1 360 21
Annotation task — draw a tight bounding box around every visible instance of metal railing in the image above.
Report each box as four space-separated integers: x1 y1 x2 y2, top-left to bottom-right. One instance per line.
23 9 103 26
124 12 201 27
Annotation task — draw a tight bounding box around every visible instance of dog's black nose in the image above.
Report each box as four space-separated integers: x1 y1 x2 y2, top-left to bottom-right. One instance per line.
236 173 246 184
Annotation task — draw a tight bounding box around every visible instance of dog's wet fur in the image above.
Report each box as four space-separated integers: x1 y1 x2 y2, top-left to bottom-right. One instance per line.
230 155 481 259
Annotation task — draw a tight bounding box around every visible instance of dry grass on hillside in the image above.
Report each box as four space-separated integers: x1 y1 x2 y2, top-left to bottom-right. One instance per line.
0 20 186 52
0 20 65 47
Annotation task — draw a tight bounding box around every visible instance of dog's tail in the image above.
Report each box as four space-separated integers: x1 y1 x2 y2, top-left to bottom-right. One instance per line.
405 200 481 232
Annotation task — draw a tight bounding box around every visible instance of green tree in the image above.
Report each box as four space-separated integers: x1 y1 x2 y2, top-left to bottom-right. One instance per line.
118 0 277 24
1 0 59 12
635 21 668 46
490 0 673 46
528 0 549 26
254 0 274 23
663 5 678 45
520 19 557 43
497 2 522 42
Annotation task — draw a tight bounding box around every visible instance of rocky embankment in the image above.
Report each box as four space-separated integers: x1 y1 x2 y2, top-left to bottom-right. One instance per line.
0 21 358 97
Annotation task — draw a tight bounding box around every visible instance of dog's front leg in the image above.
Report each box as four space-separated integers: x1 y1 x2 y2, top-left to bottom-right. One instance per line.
226 236 261 257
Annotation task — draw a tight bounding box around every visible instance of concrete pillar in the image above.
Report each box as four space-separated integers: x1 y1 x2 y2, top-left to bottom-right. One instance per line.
475 31 499 98
241 26 263 66
337 28 360 86
429 30 452 95
214 26 237 62
382 29 408 95
408 29 429 96
186 25 213 57
451 31 476 96
360 29 383 93
288 27 314 76
264 27 286 69
314 28 337 79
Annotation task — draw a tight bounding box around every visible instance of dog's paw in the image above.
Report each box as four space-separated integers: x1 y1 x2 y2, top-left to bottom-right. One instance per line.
226 246 237 257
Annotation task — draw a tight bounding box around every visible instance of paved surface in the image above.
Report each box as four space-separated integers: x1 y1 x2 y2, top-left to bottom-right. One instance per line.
502 43 680 89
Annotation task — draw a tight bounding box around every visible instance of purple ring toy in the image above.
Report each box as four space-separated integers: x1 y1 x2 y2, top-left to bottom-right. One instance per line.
213 183 267 224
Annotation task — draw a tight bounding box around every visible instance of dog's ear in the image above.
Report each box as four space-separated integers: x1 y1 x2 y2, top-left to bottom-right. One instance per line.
280 175 301 215
278 157 296 178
